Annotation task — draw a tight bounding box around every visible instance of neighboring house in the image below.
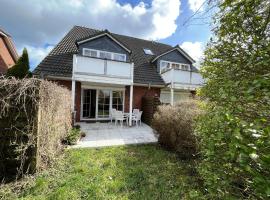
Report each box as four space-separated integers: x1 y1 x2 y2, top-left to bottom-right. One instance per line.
0 28 18 74
33 26 203 123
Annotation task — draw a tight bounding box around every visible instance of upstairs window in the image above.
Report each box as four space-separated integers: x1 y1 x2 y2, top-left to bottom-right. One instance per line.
160 61 171 73
160 60 190 73
143 48 154 55
180 64 190 71
100 51 112 59
113 53 126 62
82 48 126 62
83 49 98 57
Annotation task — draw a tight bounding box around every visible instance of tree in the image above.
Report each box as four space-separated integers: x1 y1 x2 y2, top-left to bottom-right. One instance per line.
197 0 270 199
7 48 31 78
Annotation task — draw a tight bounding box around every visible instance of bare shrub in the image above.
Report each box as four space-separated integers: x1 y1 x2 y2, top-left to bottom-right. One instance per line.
0 77 71 181
152 100 201 159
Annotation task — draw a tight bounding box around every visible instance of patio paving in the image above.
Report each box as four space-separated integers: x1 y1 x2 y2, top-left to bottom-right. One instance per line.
72 122 158 148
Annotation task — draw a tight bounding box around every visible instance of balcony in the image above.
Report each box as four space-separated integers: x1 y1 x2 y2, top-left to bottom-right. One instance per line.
161 68 204 90
73 55 133 85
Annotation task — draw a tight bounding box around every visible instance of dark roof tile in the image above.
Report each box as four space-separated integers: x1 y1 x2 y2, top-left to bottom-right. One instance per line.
34 26 196 85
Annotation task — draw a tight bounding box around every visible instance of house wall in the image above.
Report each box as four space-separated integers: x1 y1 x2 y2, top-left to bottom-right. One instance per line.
0 37 16 74
78 35 131 62
52 80 161 122
124 86 161 112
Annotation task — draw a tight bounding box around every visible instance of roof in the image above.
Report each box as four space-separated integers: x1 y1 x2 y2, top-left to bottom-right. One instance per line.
34 26 198 85
0 28 19 62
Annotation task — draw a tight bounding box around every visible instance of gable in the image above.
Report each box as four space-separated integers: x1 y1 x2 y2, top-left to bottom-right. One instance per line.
78 35 130 61
157 49 192 65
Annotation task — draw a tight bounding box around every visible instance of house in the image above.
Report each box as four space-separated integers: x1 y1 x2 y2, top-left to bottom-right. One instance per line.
0 28 18 74
33 26 203 123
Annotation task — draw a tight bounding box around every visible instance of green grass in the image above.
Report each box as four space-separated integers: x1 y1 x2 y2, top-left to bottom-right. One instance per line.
0 145 204 200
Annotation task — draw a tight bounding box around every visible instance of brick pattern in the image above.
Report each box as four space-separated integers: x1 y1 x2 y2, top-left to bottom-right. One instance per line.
125 86 160 112
0 37 16 67
53 80 161 122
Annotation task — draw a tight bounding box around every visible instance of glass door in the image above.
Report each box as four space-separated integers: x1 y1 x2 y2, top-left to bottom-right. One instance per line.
82 89 96 119
97 90 110 119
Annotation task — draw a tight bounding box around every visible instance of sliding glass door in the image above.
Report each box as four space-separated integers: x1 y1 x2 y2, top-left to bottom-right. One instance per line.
82 88 124 120
97 90 110 118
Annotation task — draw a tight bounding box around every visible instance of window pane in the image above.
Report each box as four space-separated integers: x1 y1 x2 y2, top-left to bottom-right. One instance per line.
90 50 97 57
83 49 91 56
143 48 154 55
161 61 171 72
100 51 112 59
114 54 126 62
112 91 123 111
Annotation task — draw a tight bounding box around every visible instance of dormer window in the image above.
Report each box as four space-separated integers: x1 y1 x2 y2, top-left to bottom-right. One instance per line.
143 48 154 55
82 48 126 62
83 49 98 57
160 60 190 73
100 51 112 59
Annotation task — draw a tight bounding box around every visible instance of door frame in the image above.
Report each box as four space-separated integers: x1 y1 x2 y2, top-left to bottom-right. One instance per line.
80 85 125 121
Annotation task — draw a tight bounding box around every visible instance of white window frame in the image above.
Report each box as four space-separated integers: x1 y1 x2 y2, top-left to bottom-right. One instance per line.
80 86 125 121
82 48 126 62
82 48 98 57
160 60 191 73
113 53 126 62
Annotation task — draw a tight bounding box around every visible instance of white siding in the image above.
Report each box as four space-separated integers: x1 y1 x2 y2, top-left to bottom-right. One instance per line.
107 60 131 77
73 55 133 85
160 90 191 104
191 72 204 85
75 56 104 75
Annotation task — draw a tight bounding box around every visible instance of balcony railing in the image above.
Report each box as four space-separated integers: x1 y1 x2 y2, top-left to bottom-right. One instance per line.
73 55 133 85
161 68 204 89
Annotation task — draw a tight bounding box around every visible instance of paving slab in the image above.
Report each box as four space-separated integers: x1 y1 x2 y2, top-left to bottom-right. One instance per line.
72 122 158 148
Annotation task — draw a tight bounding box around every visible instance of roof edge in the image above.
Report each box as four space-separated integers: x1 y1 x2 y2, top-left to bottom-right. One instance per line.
151 46 195 63
76 31 132 53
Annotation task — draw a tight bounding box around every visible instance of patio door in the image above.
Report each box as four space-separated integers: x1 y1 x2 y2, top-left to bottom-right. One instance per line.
82 88 124 120
97 90 110 119
82 89 96 119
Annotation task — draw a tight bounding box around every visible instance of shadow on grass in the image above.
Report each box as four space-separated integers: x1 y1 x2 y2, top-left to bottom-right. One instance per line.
1 144 206 200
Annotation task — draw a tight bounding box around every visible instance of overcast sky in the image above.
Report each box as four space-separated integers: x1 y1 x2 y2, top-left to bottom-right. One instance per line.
0 0 212 69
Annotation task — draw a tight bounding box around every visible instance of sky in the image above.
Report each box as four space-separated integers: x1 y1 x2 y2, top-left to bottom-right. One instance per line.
0 0 213 70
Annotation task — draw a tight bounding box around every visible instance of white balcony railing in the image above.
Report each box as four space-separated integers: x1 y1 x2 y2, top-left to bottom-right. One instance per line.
161 68 204 89
73 55 133 85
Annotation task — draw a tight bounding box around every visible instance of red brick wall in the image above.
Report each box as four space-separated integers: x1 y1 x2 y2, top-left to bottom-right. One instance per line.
125 86 160 112
0 37 16 73
51 80 161 121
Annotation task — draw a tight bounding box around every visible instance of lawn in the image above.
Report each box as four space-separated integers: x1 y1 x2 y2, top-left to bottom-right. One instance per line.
0 145 204 200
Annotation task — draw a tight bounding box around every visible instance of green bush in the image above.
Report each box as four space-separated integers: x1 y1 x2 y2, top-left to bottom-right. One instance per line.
197 0 270 199
64 128 81 145
152 100 201 159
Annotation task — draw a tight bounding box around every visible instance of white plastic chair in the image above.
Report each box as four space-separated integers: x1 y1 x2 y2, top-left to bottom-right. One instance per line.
114 111 128 127
132 111 143 126
111 108 117 123
133 109 139 116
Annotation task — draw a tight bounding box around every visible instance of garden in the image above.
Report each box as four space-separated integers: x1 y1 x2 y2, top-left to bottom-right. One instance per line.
1 0 269 199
